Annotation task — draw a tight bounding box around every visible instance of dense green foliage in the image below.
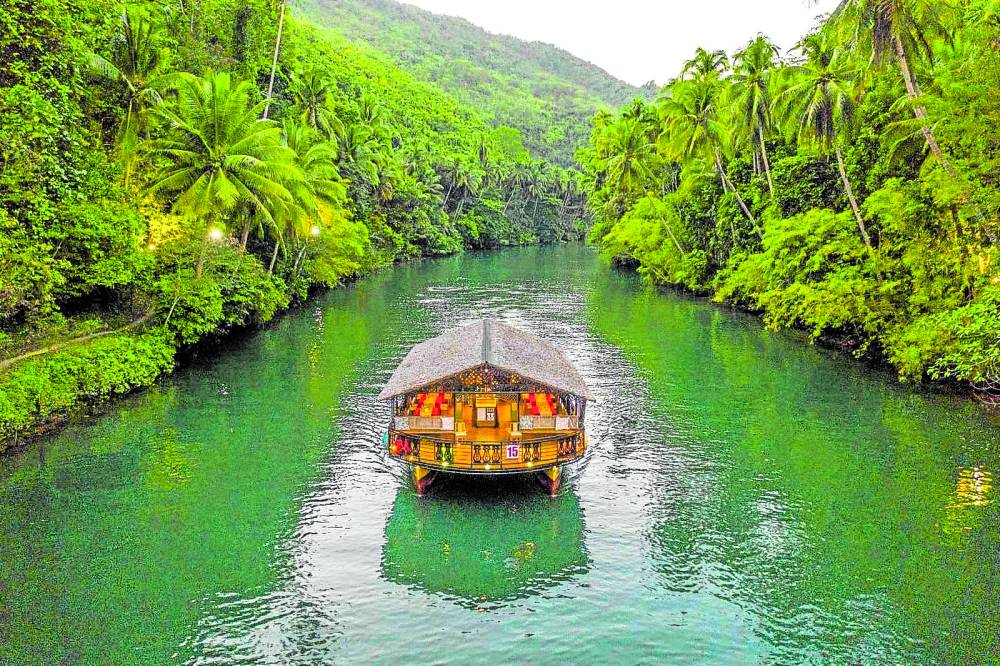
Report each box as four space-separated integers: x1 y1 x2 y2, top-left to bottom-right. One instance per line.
0 0 593 445
0 330 176 441
582 2 1000 392
299 0 653 166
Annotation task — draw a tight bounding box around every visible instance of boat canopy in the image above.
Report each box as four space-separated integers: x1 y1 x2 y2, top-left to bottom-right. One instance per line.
378 319 591 400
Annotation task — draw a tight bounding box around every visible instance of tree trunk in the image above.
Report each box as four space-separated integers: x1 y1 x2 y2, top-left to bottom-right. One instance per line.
759 126 775 198
717 150 762 239
443 181 455 210
663 218 686 256
262 0 286 120
714 154 738 244
894 34 994 242
196 237 207 278
503 188 517 214
240 221 250 251
714 153 730 193
835 143 873 252
894 35 955 177
268 239 280 274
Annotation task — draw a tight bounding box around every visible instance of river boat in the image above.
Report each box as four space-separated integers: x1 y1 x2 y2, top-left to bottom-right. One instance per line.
379 319 591 495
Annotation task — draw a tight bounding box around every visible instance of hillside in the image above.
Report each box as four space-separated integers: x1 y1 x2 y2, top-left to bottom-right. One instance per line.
298 0 652 165
0 0 590 444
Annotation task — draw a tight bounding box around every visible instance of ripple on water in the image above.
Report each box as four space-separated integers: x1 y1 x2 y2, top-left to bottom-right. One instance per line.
1 245 998 664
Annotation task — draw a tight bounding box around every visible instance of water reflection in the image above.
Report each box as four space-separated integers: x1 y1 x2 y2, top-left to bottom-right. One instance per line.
2 246 999 664
952 467 994 510
381 477 589 606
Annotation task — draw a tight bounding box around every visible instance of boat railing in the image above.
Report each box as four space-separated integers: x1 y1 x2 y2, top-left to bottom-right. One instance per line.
393 415 454 432
519 415 579 430
388 430 587 472
393 415 580 433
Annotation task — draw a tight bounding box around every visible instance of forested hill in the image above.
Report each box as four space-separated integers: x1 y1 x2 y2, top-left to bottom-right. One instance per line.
299 0 651 165
0 0 592 446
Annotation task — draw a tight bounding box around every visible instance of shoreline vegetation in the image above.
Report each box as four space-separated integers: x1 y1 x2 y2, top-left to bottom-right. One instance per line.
3 1 998 453
581 1 1000 404
0 0 593 451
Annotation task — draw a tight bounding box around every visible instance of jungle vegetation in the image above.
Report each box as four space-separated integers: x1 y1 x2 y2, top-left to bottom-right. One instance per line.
582 0 1000 393
0 0 592 445
299 0 653 166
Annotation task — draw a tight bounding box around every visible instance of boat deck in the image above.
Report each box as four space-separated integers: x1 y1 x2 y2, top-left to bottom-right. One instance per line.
399 426 577 444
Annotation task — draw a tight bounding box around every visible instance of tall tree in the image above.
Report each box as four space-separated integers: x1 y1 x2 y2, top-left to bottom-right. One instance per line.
659 78 763 239
682 47 730 80
777 34 873 250
827 1 963 183
262 0 287 120
147 72 300 276
730 35 781 197
86 9 168 186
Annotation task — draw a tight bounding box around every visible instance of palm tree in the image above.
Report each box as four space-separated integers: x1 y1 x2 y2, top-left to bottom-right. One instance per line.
730 35 781 197
147 71 300 276
659 79 762 238
827 0 961 178
290 70 342 138
682 47 730 80
524 163 549 218
597 117 657 216
778 34 873 250
262 0 287 120
279 119 349 274
86 9 168 186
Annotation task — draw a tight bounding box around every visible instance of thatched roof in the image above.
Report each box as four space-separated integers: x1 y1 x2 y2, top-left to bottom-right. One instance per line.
379 319 591 400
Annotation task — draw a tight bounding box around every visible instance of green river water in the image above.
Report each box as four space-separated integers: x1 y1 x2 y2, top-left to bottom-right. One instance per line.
1 245 998 664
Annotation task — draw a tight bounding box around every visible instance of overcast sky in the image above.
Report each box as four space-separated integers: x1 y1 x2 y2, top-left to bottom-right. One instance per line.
400 0 842 86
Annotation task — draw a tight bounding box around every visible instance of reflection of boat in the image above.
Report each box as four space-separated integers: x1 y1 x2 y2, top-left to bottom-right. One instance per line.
379 320 592 495
381 476 589 603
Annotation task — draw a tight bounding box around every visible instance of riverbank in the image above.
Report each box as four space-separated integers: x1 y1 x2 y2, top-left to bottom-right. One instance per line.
607 255 998 405
0 243 577 453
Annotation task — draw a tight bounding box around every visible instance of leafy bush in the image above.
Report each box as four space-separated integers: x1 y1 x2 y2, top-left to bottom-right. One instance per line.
154 239 289 345
715 209 889 344
0 329 176 447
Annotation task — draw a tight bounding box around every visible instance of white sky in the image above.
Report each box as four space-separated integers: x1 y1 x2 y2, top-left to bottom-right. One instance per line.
400 0 842 86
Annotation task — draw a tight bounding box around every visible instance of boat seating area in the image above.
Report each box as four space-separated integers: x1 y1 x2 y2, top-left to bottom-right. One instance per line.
406 392 454 418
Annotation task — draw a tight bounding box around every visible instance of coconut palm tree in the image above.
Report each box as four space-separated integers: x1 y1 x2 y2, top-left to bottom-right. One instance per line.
147 71 300 276
730 35 781 197
659 79 762 238
682 47 730 80
278 119 349 274
777 34 873 250
596 117 657 217
290 70 342 138
827 0 961 176
86 8 169 186
827 0 993 236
